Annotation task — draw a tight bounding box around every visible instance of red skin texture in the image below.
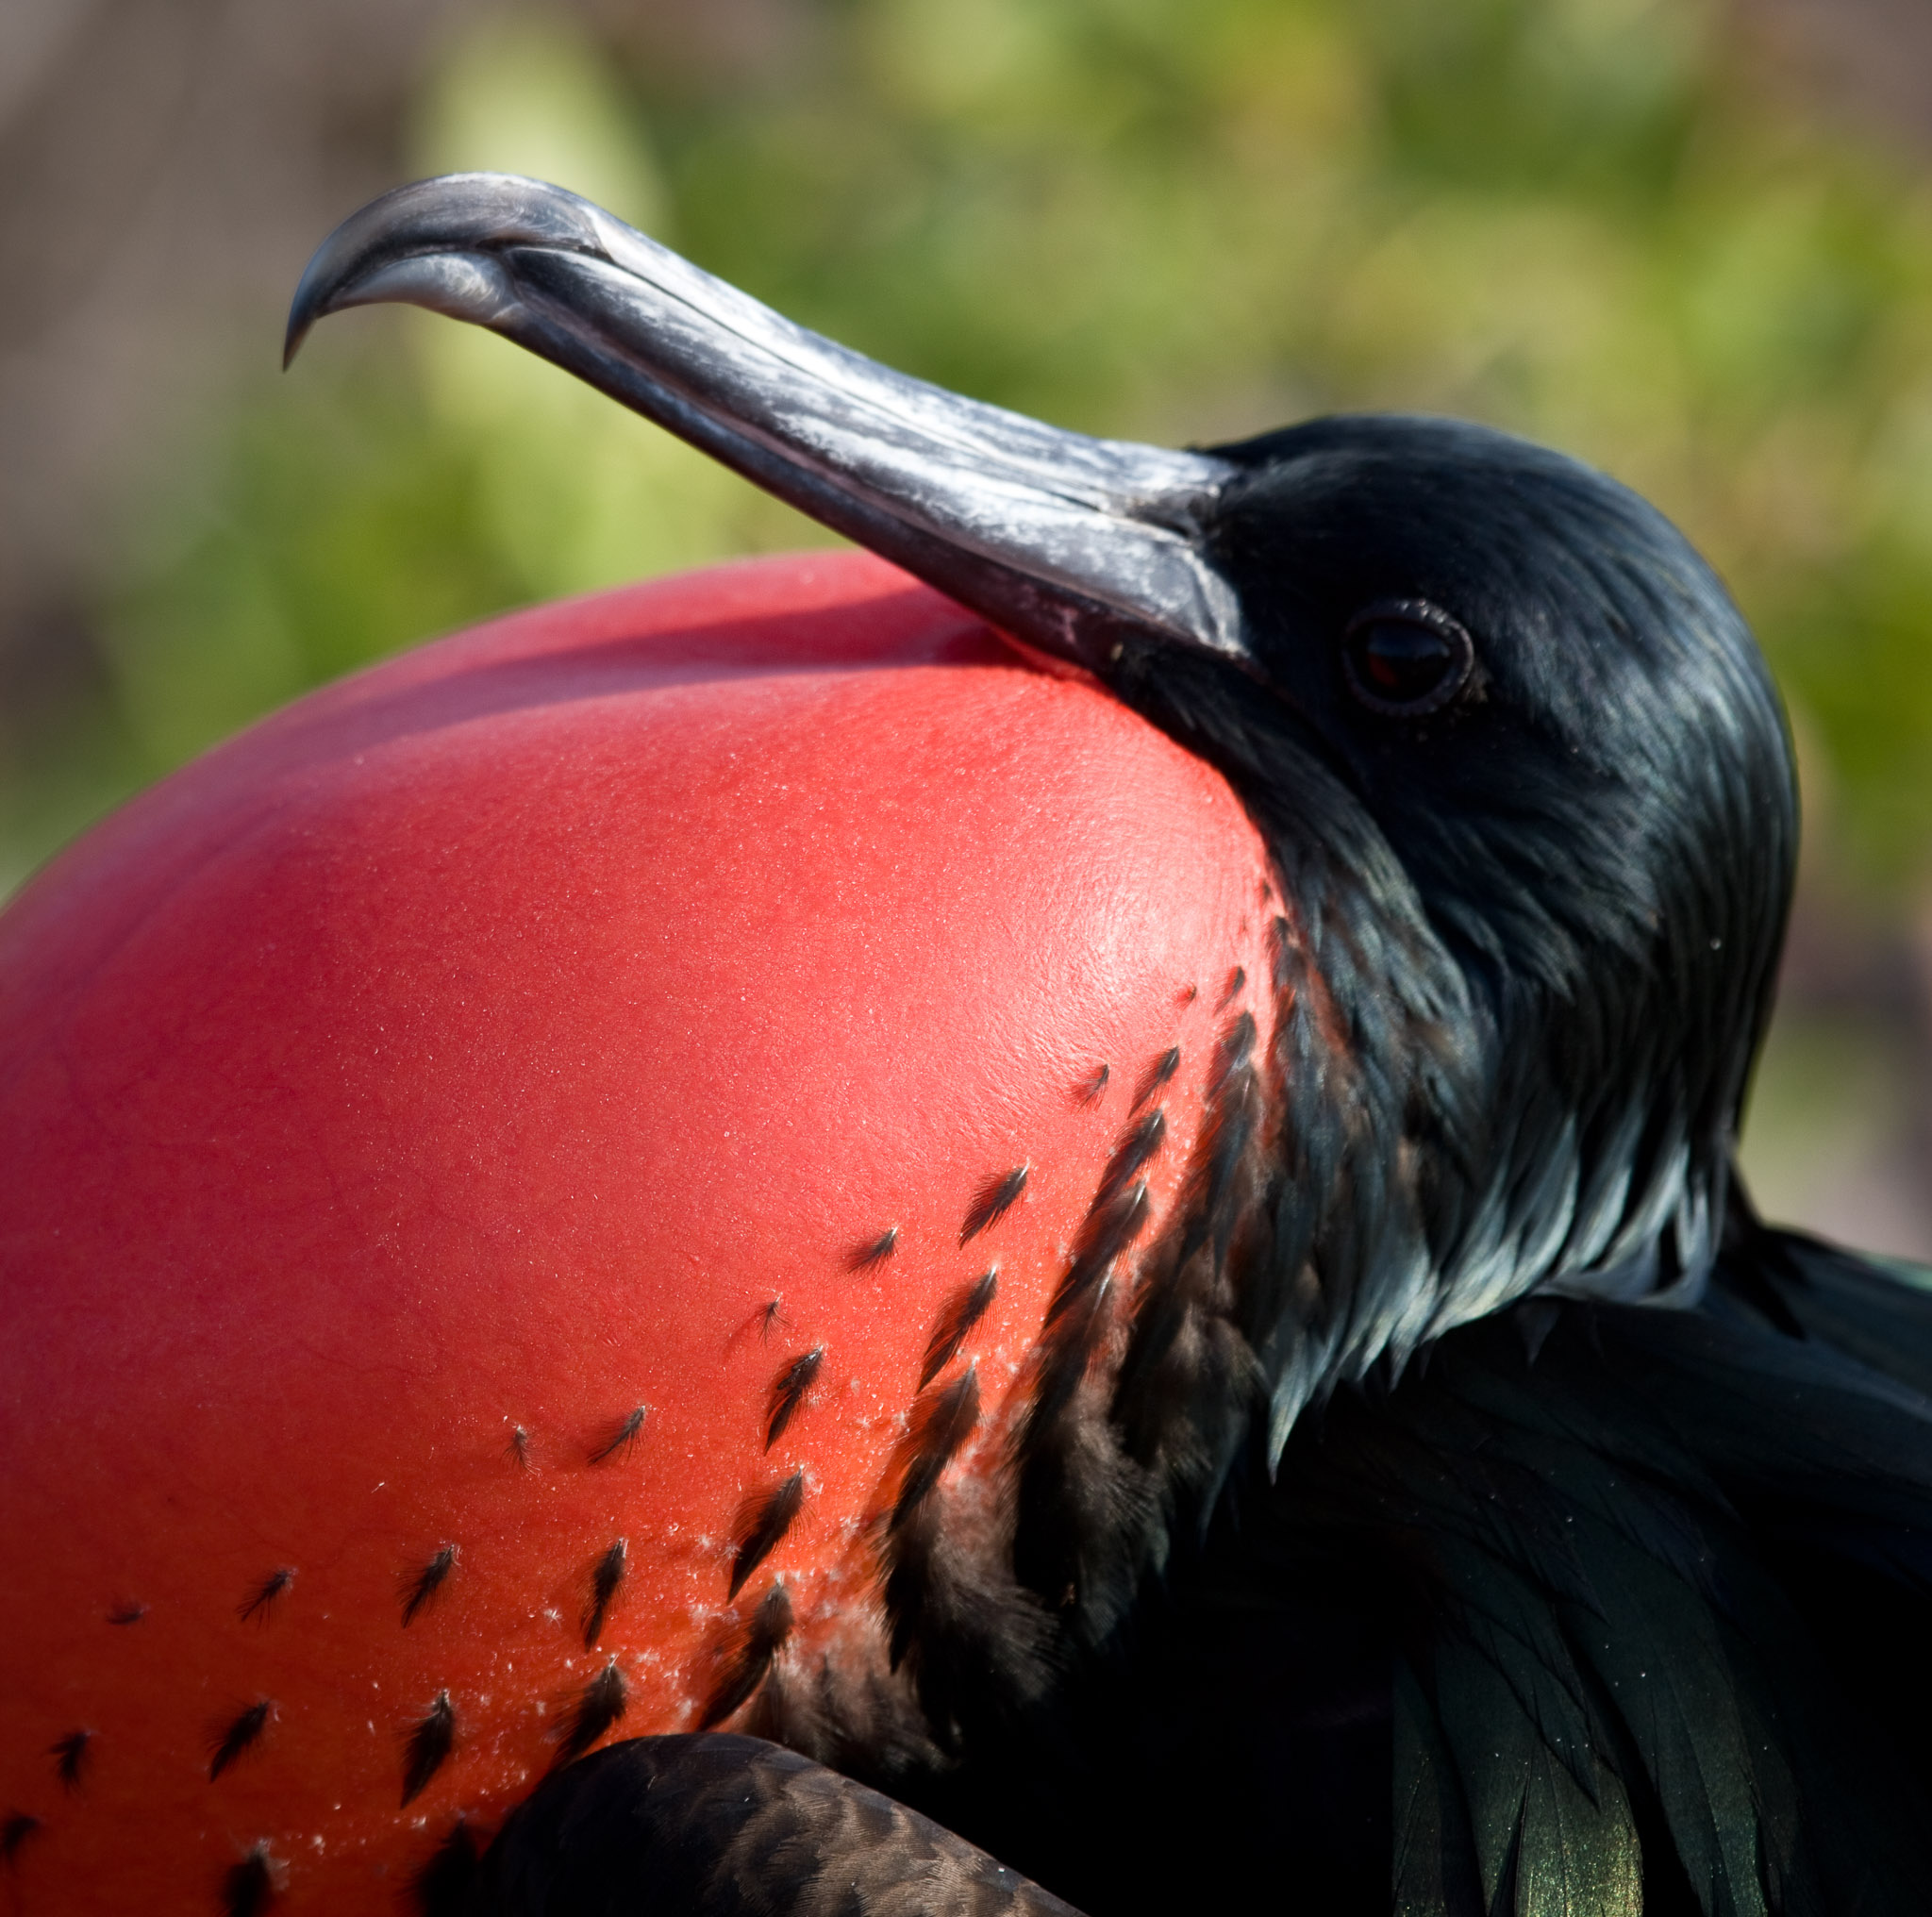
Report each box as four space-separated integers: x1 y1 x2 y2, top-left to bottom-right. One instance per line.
0 550 1281 1912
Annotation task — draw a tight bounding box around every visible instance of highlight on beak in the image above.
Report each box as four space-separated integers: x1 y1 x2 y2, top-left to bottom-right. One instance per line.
286 173 1248 675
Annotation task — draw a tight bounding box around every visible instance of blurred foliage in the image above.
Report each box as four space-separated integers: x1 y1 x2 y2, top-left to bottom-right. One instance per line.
1738 1005 1923 1245
29 0 1932 894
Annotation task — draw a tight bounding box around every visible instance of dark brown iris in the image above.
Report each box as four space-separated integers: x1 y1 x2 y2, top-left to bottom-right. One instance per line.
1342 600 1474 716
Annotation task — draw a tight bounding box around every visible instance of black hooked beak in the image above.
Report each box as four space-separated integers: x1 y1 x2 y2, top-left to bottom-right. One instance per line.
285 173 1249 676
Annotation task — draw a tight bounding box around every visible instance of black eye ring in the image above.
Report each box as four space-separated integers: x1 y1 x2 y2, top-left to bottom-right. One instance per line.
1341 599 1475 718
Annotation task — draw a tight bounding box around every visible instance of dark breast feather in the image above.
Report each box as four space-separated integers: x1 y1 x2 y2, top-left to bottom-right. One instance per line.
458 1733 1085 1917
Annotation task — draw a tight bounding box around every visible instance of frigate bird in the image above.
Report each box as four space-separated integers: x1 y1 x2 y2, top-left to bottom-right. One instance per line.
276 173 1932 1917
4 171 1931 1916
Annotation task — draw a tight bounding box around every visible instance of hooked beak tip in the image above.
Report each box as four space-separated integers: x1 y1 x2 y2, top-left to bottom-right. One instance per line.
282 235 355 370
282 172 603 374
282 255 333 369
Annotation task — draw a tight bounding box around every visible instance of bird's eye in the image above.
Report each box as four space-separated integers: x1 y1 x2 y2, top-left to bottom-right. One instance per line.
1341 600 1474 718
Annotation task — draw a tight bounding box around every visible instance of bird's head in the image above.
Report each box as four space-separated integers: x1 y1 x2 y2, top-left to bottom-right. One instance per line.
1121 418 1797 1393
289 175 1797 1432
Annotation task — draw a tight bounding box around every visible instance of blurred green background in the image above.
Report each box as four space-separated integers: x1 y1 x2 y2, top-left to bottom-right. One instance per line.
5 0 1931 1253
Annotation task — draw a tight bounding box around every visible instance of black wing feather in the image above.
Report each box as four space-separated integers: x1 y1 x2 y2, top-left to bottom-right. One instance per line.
1275 1277 1932 1917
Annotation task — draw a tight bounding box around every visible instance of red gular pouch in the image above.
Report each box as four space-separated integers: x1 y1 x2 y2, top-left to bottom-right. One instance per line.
0 549 1282 1913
